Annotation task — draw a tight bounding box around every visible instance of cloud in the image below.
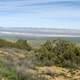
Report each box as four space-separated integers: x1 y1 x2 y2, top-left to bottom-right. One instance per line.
0 0 80 12
0 0 80 28
26 1 80 7
0 0 26 2
0 0 79 18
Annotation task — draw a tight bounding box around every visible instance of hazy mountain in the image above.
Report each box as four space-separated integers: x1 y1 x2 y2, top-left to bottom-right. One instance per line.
0 27 80 39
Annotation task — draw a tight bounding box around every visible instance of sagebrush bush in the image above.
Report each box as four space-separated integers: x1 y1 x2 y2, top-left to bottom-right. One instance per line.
34 39 80 68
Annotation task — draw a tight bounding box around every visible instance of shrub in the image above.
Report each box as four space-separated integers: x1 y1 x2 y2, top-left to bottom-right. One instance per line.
0 39 32 51
0 59 26 80
15 39 32 50
34 39 80 68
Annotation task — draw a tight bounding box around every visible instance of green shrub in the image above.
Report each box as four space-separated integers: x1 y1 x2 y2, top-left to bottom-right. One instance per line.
34 39 80 68
0 39 32 51
15 39 32 50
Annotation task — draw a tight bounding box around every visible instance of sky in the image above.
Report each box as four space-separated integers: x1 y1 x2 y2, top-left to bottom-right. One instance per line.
0 0 80 29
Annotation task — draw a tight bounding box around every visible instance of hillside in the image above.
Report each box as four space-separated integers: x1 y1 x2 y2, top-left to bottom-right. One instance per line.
0 39 80 80
0 48 80 80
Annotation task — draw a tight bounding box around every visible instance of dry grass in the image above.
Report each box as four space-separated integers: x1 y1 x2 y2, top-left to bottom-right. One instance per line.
0 48 80 80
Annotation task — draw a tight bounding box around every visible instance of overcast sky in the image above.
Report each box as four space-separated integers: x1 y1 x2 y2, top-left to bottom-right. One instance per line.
0 0 80 29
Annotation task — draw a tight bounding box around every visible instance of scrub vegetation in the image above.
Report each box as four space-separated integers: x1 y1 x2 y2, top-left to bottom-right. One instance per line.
0 39 80 80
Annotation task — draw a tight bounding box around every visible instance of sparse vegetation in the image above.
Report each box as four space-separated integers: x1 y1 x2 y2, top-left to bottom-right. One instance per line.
0 39 80 80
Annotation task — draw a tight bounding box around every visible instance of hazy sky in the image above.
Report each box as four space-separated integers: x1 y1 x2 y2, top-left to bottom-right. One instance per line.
0 0 80 29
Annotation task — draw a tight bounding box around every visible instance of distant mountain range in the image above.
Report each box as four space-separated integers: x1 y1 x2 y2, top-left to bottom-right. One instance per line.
0 27 80 38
